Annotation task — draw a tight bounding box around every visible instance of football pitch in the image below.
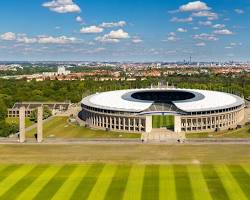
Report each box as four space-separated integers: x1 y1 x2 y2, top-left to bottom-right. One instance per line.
0 163 249 200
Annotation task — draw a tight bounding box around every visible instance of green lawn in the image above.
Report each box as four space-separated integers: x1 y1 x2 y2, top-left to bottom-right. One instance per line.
186 125 250 138
5 117 35 128
26 116 141 139
152 115 174 129
0 164 249 200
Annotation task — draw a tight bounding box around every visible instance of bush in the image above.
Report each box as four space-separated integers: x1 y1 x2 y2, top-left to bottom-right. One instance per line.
0 121 18 137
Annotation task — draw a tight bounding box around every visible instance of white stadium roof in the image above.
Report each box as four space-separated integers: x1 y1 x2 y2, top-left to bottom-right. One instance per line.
81 88 244 113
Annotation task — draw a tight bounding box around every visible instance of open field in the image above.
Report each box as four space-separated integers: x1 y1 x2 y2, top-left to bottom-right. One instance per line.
0 163 249 200
6 117 35 128
1 144 250 164
186 125 250 138
26 117 140 139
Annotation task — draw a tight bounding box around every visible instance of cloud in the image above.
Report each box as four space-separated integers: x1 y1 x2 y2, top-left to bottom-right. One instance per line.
80 26 103 33
96 29 129 43
179 1 210 12
100 21 126 28
225 46 233 49
234 9 244 14
193 33 218 41
177 28 187 32
166 32 179 42
76 16 83 23
17 36 37 44
198 21 212 26
192 11 218 20
0 32 16 41
213 29 233 35
213 24 225 29
42 0 81 13
195 42 206 46
132 37 143 43
37 35 77 44
170 17 193 23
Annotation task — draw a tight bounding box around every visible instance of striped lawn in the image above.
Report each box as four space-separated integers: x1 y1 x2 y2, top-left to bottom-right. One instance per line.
215 165 248 200
0 164 249 200
123 165 145 200
141 165 159 200
159 165 176 200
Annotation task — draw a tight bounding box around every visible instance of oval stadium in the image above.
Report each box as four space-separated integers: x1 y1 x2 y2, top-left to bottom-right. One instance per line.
80 88 245 134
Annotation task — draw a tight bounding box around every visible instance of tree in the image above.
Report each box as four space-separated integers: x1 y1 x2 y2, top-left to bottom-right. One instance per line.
30 106 52 122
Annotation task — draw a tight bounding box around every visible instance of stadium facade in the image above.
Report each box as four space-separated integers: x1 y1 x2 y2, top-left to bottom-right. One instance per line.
80 88 245 133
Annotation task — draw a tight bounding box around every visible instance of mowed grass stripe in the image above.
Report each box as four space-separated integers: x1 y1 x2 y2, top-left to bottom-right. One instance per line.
141 165 159 200
0 165 22 182
0 165 49 200
188 165 212 200
215 165 248 200
0 165 35 196
104 165 131 200
228 165 250 197
17 166 62 200
51 165 90 200
174 165 193 200
160 165 176 200
70 164 104 200
202 165 229 200
123 165 145 200
88 165 117 200
33 165 76 200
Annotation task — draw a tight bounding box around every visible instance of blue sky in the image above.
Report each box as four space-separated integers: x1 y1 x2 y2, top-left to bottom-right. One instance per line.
0 0 249 62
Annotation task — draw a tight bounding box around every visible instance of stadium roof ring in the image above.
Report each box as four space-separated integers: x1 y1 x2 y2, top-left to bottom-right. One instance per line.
80 88 245 134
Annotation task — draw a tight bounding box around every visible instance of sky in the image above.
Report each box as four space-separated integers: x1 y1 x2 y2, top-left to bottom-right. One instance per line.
0 0 250 62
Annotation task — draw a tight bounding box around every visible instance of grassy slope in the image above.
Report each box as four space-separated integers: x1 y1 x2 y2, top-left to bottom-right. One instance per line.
26 116 140 139
186 125 250 138
0 164 249 200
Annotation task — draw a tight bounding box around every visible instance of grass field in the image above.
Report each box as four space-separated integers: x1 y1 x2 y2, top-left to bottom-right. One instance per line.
186 125 250 138
0 163 249 200
26 117 140 139
5 117 34 128
152 115 174 129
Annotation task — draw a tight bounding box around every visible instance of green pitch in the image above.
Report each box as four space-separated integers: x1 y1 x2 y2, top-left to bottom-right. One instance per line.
0 164 249 200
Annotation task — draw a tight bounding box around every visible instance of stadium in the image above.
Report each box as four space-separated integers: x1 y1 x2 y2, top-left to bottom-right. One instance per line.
80 88 245 133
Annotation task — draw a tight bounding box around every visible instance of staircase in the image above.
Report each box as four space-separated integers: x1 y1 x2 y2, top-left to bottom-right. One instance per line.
141 128 185 143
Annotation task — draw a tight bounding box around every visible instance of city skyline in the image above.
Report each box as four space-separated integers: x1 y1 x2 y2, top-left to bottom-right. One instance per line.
0 0 249 62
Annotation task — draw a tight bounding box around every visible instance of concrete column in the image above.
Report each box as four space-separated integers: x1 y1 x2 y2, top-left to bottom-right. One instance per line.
110 117 113 130
102 116 105 128
123 118 126 131
37 106 43 143
133 118 136 132
128 118 131 132
19 106 26 143
174 115 181 133
114 117 117 130
118 117 121 130
145 116 152 133
138 118 142 132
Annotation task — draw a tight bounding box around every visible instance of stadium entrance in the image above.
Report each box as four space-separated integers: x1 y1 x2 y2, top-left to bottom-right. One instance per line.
152 115 174 130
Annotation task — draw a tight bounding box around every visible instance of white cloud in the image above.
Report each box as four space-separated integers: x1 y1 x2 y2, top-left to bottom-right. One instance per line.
198 21 212 26
0 32 16 41
192 11 218 20
193 27 200 30
234 9 244 14
179 1 210 12
166 32 179 42
213 24 225 29
76 16 83 23
193 33 218 41
132 37 143 43
177 28 187 32
170 17 193 23
225 46 233 49
42 0 81 13
80 26 103 34
96 29 129 43
37 35 77 44
100 21 126 28
214 29 233 35
195 42 206 46
17 36 37 44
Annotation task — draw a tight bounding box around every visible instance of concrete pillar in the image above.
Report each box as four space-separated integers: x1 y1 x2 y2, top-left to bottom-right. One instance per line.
174 115 181 133
128 118 131 132
133 118 136 132
145 116 152 133
19 106 26 143
118 117 121 130
37 106 43 143
123 118 126 131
